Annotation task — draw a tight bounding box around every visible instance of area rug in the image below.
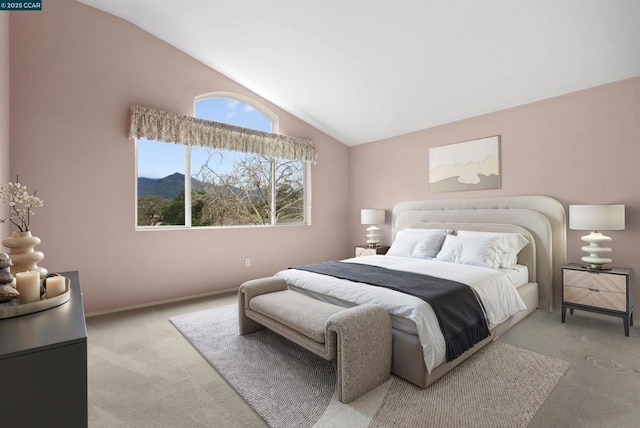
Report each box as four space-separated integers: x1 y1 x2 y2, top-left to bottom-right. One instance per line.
170 304 569 428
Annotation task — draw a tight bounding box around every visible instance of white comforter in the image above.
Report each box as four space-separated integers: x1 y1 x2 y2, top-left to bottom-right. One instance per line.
275 255 527 373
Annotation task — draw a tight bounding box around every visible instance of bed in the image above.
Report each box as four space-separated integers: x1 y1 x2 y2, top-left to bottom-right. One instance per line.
277 195 567 388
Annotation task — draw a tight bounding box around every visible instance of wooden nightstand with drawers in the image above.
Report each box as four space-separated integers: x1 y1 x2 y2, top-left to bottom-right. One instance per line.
561 263 633 336
355 245 390 257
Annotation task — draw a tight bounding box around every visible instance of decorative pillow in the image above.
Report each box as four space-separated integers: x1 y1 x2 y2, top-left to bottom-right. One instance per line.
387 229 450 259
456 231 529 268
410 230 450 259
435 234 504 269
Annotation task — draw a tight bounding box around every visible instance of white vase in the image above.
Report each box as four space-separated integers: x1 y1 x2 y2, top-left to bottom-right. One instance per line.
1 231 48 279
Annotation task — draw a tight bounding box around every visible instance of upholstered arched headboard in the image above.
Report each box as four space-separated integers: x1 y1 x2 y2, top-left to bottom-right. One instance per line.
392 195 567 310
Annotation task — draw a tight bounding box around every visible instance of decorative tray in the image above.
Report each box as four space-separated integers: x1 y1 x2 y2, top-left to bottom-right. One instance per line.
0 277 70 319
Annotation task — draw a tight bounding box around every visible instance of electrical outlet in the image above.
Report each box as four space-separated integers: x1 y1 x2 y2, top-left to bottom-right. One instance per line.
245 257 251 267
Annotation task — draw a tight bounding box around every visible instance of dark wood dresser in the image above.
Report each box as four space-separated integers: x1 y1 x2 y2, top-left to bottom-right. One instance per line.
0 271 87 427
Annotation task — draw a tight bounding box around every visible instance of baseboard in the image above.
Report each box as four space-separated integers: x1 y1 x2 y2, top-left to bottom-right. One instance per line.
85 287 238 317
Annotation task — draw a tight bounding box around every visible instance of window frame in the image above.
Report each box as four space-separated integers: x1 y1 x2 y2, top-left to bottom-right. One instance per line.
135 92 311 230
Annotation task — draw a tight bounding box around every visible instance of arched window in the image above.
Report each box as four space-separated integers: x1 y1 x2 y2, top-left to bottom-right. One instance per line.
136 94 308 228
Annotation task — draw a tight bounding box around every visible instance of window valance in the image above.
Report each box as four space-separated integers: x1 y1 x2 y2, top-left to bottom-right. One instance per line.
129 105 317 164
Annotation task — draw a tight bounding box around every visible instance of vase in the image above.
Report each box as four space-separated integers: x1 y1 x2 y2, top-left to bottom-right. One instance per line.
1 231 48 279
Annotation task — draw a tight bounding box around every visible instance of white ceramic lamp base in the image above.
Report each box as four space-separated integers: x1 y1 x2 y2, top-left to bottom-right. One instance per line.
580 231 613 269
366 225 380 247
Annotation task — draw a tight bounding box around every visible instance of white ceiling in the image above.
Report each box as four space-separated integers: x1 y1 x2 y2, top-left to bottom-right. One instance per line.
79 0 640 146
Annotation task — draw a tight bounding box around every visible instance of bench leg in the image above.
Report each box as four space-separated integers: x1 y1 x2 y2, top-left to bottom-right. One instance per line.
328 304 392 404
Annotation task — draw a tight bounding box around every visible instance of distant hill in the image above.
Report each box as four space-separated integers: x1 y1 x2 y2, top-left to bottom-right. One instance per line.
138 173 262 200
138 173 206 200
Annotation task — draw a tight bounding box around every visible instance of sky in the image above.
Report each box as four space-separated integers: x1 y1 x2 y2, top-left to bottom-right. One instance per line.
137 97 272 179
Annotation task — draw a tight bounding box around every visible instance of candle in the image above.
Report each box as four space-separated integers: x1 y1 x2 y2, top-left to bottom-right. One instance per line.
16 271 41 303
46 275 66 298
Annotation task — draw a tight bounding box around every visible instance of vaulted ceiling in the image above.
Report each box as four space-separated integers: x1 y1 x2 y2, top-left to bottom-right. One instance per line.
79 0 640 146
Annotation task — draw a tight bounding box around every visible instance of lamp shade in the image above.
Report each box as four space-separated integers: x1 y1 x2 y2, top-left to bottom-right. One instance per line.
361 209 385 225
569 204 625 231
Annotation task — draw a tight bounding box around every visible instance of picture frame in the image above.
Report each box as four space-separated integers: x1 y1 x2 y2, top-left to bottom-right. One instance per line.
429 135 501 193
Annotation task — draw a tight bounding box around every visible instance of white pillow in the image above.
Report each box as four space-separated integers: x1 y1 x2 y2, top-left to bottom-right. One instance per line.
410 230 450 259
456 231 529 268
435 234 503 269
387 229 450 259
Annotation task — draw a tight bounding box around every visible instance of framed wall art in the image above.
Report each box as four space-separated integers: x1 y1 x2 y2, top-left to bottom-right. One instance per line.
429 135 501 193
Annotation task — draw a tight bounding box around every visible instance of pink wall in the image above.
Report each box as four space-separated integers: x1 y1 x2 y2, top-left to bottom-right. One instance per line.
9 0 639 314
349 76 640 309
0 13 9 240
9 0 350 313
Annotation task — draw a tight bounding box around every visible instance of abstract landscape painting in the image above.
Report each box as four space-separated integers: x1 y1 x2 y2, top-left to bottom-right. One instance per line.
429 135 500 192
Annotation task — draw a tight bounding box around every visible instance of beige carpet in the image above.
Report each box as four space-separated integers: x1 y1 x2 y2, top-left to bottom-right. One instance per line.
170 304 569 428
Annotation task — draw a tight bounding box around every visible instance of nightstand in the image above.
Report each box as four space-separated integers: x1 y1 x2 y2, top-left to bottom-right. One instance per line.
561 263 634 336
355 245 390 257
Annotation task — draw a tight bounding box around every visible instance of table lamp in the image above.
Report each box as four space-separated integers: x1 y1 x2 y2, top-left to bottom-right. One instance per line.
361 209 385 247
569 204 625 269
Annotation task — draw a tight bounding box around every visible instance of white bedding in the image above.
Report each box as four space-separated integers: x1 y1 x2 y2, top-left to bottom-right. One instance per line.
275 255 527 373
502 264 529 289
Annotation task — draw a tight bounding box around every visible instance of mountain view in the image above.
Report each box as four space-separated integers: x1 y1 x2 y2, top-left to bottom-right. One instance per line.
137 170 304 227
138 173 262 200
137 173 206 200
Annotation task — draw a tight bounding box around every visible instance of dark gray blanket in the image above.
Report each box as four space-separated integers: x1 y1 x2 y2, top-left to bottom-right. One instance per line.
291 261 490 361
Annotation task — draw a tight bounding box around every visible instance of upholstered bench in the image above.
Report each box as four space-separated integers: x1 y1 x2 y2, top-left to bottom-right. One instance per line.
238 277 392 404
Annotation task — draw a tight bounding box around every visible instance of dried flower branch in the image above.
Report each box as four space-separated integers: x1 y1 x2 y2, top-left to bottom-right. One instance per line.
0 176 44 233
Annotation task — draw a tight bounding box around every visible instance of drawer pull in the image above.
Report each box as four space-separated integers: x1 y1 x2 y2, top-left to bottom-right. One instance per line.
588 288 600 292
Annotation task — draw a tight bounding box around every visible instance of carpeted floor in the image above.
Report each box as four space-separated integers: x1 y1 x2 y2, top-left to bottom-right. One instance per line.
170 304 569 428
86 291 640 428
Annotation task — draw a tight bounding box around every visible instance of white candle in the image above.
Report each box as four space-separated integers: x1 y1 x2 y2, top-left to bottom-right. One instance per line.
16 271 41 303
46 275 66 298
